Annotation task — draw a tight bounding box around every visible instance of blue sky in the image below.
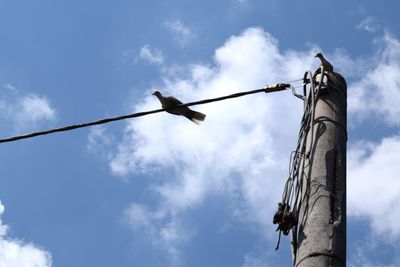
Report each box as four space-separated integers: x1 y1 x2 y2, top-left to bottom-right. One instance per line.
0 0 400 266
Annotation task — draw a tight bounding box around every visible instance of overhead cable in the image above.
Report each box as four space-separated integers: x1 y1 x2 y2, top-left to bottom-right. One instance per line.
0 81 299 144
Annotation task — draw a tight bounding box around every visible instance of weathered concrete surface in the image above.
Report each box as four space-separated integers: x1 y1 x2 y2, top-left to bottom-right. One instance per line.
295 71 347 267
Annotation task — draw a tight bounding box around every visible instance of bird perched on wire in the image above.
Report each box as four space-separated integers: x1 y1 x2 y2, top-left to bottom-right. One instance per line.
315 53 333 72
152 91 206 124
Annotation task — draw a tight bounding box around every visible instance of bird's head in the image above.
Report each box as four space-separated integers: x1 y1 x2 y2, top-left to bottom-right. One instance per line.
315 53 323 59
152 90 161 96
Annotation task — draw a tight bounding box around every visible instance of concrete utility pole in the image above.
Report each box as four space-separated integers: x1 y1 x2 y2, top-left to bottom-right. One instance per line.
294 69 347 267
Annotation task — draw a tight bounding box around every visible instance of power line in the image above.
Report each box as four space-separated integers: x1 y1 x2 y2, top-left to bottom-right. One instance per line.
0 82 295 144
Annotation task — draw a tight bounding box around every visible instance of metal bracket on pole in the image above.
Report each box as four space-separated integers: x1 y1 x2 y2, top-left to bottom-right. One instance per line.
265 83 291 93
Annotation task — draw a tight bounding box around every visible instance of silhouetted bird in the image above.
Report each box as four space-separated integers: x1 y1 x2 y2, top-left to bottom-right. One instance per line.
315 53 333 72
152 91 206 124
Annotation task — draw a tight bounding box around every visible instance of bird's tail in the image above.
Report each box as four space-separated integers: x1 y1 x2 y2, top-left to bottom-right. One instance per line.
186 110 206 125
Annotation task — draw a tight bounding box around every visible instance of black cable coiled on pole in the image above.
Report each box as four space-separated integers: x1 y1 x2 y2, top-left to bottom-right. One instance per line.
273 68 326 258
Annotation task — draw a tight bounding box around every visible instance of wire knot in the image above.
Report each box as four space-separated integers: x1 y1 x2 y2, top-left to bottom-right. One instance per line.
273 202 296 235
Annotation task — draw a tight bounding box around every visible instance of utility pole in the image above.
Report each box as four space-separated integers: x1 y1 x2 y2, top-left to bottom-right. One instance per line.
294 68 347 267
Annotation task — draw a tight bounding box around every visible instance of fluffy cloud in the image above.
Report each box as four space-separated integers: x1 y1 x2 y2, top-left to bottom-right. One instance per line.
87 125 115 160
0 84 56 132
343 31 400 265
346 28 400 252
348 233 400 267
357 17 380 33
348 32 400 125
122 45 165 66
105 27 400 264
348 135 400 237
110 27 318 261
0 201 52 267
164 20 195 47
124 203 188 265
137 45 165 65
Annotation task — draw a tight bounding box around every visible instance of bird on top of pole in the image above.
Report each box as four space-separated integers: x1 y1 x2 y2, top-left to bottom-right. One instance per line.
315 52 333 72
152 91 206 124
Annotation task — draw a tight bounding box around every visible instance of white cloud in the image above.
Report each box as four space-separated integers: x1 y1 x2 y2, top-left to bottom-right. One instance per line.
138 45 165 65
357 17 380 33
0 201 52 267
107 26 400 264
348 234 400 267
109 27 319 261
87 125 115 160
122 45 165 65
164 20 195 47
331 34 400 239
347 33 400 125
0 85 56 132
331 49 369 78
124 203 187 265
15 96 55 129
342 32 400 264
348 134 400 238
243 254 266 267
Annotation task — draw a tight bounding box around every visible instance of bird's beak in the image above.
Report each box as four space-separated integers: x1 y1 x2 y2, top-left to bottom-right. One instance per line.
152 92 155 95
